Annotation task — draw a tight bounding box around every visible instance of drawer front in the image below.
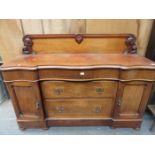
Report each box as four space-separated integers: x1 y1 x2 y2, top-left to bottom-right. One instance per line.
41 81 117 98
2 70 38 81
44 98 114 118
120 69 155 80
39 69 119 80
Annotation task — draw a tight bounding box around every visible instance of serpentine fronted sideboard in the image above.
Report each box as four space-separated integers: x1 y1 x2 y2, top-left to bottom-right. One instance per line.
1 34 155 130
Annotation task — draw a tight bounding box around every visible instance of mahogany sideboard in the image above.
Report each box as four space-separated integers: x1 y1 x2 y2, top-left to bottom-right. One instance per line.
1 34 155 130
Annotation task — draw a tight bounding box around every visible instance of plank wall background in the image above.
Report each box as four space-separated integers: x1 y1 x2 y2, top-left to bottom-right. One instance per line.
0 19 153 62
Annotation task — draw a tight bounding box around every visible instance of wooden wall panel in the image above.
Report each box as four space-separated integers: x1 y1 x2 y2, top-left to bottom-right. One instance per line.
0 19 153 62
86 19 138 35
21 19 43 34
86 19 153 55
0 19 23 62
43 19 86 34
137 20 153 56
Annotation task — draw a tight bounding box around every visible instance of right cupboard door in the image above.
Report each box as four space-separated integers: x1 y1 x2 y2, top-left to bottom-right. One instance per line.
115 81 152 119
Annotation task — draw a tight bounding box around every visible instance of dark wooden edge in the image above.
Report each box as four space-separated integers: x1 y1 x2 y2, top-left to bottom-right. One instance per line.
46 119 112 126
112 119 142 129
22 35 33 54
22 34 137 55
3 79 155 84
17 118 142 129
1 65 155 71
124 34 137 54
17 120 47 129
24 34 132 39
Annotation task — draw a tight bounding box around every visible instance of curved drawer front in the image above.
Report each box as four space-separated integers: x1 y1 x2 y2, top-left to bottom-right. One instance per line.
41 81 117 98
2 70 38 81
39 69 119 80
44 98 114 118
120 69 155 81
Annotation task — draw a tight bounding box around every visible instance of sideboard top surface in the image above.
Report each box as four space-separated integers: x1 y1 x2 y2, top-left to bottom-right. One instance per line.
1 34 155 70
1 53 155 70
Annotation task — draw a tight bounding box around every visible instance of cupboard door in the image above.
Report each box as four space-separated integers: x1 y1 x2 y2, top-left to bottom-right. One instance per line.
115 82 152 119
7 82 44 119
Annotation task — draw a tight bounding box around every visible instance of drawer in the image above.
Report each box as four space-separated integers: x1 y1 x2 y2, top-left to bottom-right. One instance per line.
120 69 155 80
44 98 114 118
41 81 117 98
2 70 38 81
39 69 119 80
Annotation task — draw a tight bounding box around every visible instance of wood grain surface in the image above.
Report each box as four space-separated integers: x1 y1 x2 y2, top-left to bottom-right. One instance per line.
0 19 153 62
1 54 155 69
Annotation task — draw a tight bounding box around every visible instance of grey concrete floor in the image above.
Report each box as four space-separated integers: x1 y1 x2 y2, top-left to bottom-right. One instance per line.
0 99 155 135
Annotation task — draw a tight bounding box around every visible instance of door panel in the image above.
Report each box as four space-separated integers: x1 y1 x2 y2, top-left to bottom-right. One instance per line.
115 82 152 119
7 82 44 119
120 85 144 115
14 86 35 116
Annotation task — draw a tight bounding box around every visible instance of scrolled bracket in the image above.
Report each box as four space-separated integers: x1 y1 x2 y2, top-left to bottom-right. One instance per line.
124 34 137 54
22 35 33 54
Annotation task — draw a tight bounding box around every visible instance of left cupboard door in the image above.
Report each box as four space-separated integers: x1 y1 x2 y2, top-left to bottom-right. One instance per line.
6 82 44 120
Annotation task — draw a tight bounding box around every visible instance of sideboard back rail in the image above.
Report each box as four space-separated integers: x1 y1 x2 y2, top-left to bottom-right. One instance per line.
22 34 137 55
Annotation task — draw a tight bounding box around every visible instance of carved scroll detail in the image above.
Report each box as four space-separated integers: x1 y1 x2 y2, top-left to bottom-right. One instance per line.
124 34 137 54
75 34 84 44
22 35 33 54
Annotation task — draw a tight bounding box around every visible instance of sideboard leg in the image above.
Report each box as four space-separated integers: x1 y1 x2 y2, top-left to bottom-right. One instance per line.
42 127 48 130
133 127 140 131
19 127 26 131
110 126 116 129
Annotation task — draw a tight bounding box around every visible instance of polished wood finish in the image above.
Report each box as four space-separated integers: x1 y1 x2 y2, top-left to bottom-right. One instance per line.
1 34 155 129
120 70 155 80
6 82 44 119
41 81 117 99
39 69 119 81
1 20 153 62
22 34 137 54
2 70 37 81
44 98 114 118
114 82 153 119
2 53 155 70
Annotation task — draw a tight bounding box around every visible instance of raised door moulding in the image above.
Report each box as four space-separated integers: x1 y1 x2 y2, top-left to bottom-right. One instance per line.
22 34 137 54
